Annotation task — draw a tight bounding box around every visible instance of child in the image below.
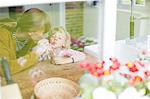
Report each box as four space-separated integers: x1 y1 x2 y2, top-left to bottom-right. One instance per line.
50 27 86 64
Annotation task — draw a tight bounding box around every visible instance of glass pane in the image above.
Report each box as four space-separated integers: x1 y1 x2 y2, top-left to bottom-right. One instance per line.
121 0 145 6
121 0 131 5
0 1 101 98
116 0 150 61
66 2 84 38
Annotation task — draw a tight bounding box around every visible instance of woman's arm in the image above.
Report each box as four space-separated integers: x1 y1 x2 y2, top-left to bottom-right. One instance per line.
0 51 38 76
9 52 38 74
0 28 39 76
16 39 36 58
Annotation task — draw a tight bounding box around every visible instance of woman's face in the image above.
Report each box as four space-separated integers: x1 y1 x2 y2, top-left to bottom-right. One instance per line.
16 32 29 41
50 32 66 48
16 30 44 42
28 30 44 42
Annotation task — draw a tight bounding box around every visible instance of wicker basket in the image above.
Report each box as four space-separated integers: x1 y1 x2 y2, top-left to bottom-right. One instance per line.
34 77 80 99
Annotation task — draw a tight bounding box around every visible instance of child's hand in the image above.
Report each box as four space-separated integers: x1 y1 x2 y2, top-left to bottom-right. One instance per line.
53 56 72 64
32 39 53 61
59 50 72 57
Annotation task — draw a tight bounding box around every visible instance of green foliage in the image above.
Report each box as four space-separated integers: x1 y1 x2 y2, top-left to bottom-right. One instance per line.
71 36 97 51
136 0 145 5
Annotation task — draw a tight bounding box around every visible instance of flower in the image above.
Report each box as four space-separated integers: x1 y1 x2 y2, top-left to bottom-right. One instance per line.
71 36 97 51
93 87 116 99
125 62 138 72
79 53 150 97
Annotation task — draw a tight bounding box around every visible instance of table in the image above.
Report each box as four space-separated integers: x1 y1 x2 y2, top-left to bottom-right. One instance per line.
2 54 97 99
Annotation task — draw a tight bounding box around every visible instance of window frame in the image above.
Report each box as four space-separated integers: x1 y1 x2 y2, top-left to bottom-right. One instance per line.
0 0 87 8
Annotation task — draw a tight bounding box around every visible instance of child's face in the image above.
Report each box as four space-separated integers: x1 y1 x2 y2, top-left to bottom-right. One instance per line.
50 32 66 48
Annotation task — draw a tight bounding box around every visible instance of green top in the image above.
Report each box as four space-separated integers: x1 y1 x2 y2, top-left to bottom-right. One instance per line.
16 38 36 58
0 27 38 76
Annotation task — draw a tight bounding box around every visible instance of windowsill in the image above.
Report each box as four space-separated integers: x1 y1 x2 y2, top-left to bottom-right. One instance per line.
119 4 145 7
84 39 141 62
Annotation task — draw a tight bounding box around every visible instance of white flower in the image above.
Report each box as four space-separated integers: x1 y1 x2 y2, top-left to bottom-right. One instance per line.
147 82 150 90
118 87 142 99
93 87 116 99
79 73 99 88
119 66 129 74
102 75 114 81
114 73 128 86
141 96 150 99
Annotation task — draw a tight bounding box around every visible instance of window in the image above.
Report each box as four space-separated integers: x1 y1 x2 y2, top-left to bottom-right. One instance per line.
120 0 145 6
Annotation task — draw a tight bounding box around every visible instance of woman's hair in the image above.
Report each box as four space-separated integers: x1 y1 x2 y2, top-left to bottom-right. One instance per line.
0 18 17 32
52 27 71 49
16 8 51 34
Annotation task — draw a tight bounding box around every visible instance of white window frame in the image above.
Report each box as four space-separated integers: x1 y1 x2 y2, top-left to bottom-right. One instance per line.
0 0 88 8
98 0 117 60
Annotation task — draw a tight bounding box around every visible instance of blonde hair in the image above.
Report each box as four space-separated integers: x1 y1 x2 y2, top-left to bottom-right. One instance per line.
17 8 51 34
52 27 71 49
0 18 17 32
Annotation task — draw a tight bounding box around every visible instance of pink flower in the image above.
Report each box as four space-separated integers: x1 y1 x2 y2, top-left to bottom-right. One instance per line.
142 51 146 55
109 58 120 71
145 71 150 77
135 60 145 67
141 49 150 56
95 61 105 70
120 73 132 79
125 62 139 72
80 61 91 68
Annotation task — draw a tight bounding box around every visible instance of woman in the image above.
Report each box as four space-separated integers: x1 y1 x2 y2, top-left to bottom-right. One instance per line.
16 8 51 57
0 8 51 76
